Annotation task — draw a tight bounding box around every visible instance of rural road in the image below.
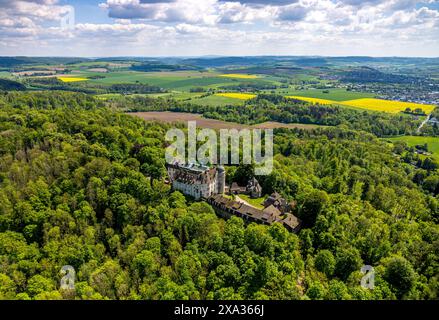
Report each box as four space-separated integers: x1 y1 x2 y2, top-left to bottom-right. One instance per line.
417 114 431 133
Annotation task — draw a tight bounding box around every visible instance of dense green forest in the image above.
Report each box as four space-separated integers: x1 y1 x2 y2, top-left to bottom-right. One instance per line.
0 91 437 300
113 94 424 137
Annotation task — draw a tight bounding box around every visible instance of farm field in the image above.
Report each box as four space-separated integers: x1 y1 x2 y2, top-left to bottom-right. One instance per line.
129 111 325 130
219 74 259 79
215 93 257 100
57 76 88 82
276 88 375 101
83 71 269 91
287 96 335 105
190 94 247 106
341 98 436 114
386 136 439 160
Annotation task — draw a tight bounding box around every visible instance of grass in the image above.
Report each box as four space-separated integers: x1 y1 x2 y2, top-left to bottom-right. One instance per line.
278 88 375 101
0 72 12 78
215 93 257 100
95 93 122 100
58 76 88 82
219 74 259 79
386 136 439 161
287 96 335 105
341 98 436 114
191 94 247 106
237 194 265 209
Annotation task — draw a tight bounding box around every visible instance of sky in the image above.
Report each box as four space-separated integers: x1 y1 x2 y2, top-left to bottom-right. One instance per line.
0 0 438 57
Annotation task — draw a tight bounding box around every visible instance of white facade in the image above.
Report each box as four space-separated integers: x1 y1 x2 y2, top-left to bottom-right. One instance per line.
167 163 225 200
172 179 216 200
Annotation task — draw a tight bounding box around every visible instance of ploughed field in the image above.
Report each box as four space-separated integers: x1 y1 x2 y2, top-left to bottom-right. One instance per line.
129 111 323 130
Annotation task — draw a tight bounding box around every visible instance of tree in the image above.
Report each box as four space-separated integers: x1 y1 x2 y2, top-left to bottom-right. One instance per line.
27 275 55 298
315 250 336 277
298 190 329 227
384 257 416 298
334 248 362 281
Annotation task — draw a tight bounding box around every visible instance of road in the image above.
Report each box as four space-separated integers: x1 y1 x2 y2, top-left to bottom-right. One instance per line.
417 114 431 134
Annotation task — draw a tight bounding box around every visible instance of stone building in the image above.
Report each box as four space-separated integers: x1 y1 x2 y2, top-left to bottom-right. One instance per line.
246 177 262 198
166 163 226 200
207 194 302 233
229 177 262 198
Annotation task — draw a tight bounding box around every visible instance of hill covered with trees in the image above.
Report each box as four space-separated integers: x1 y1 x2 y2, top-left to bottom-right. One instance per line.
0 91 437 300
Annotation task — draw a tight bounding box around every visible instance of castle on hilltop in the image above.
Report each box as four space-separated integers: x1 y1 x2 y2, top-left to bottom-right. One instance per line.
166 162 302 232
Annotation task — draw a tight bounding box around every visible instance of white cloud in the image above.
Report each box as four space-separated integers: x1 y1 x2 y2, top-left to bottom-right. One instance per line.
0 0 438 56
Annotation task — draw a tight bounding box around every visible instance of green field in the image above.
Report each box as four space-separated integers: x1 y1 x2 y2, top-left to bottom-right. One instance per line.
0 72 14 79
74 70 272 92
387 136 439 160
274 88 376 101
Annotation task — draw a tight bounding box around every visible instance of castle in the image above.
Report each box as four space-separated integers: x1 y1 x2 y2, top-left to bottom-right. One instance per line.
166 163 302 233
166 162 225 200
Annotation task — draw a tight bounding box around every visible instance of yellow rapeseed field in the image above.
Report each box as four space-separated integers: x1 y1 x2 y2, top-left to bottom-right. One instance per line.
216 93 257 100
340 98 436 114
219 74 259 79
286 96 335 105
57 76 88 82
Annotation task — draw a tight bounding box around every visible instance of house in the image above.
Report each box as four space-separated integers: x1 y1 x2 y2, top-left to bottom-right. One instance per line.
207 194 302 233
263 192 296 214
166 163 225 200
229 177 262 198
230 182 246 195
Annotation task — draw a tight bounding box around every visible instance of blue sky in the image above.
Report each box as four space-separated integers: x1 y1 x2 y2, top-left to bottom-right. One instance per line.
0 0 438 57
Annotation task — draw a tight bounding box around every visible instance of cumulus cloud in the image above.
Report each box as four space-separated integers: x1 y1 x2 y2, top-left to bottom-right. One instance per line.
0 0 438 56
217 0 296 5
276 3 307 21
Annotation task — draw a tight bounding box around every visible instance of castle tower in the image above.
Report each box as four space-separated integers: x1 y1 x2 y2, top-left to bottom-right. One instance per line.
216 165 226 194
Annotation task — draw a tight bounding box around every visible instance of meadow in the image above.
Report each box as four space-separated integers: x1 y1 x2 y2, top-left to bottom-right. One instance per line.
190 94 247 106
278 88 375 101
386 136 439 160
67 70 270 92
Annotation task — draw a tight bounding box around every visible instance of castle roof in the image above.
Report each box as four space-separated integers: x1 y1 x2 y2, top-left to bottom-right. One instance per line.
167 163 217 185
208 194 301 232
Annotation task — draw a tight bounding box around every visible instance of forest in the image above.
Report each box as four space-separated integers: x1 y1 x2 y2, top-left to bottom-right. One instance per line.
0 91 437 300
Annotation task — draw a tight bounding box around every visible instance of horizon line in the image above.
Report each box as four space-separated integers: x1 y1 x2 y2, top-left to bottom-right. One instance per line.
1 55 439 59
